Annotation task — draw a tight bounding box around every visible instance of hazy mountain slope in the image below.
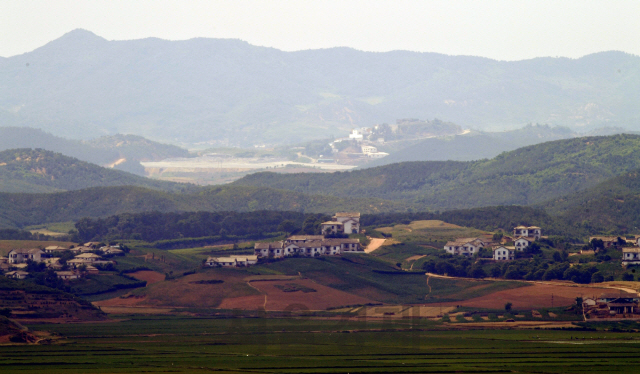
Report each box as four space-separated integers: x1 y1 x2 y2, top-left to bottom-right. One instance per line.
235 134 640 210
0 185 405 228
2 29 640 145
0 127 190 175
365 124 575 165
0 149 192 193
540 169 640 234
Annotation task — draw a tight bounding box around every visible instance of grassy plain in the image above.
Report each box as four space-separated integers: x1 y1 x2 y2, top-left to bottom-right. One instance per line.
0 240 75 256
5 316 640 373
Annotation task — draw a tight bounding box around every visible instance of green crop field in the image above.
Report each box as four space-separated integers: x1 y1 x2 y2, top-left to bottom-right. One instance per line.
5 316 640 373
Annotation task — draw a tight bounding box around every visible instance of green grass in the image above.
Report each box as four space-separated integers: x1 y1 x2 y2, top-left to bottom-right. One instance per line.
7 316 640 373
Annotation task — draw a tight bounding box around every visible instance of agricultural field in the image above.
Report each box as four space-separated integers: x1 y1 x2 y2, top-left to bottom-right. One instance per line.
0 240 75 256
4 316 640 373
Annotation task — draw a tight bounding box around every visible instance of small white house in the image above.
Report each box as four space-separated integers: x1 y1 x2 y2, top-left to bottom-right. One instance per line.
56 271 80 280
320 221 343 235
513 226 542 240
333 212 360 234
5 270 29 279
514 237 535 251
8 248 43 264
75 253 101 262
444 238 484 256
622 248 640 266
493 246 515 261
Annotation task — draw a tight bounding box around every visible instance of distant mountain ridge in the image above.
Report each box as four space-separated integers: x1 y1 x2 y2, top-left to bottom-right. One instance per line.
0 148 192 193
2 29 640 145
0 127 189 175
235 134 640 210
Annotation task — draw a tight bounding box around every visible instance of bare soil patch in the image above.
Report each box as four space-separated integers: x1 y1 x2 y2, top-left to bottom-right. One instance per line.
365 238 386 253
218 295 265 310
129 271 165 285
453 283 612 309
250 279 375 311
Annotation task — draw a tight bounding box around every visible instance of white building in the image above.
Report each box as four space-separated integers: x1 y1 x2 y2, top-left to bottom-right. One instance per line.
514 237 535 251
349 129 364 141
513 226 542 240
255 238 361 258
332 212 360 234
622 248 640 266
493 246 515 261
444 238 485 256
361 145 378 154
320 221 343 235
8 248 43 264
205 255 258 267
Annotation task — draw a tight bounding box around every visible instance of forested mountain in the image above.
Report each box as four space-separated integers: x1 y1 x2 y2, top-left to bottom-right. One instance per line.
0 185 404 228
235 134 640 210
0 127 190 175
0 149 192 193
2 29 640 145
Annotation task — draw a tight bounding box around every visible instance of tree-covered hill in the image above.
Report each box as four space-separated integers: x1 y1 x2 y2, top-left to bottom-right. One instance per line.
235 134 640 210
0 185 405 228
540 169 640 234
0 127 190 175
0 148 193 193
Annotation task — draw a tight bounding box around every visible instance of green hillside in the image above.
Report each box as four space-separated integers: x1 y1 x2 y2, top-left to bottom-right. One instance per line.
0 185 405 228
0 148 192 193
235 134 640 210
541 169 640 234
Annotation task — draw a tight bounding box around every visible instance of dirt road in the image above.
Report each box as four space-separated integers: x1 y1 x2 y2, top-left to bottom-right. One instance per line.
365 238 386 253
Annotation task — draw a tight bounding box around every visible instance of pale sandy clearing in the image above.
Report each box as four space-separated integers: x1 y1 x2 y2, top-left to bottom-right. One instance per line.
365 238 386 253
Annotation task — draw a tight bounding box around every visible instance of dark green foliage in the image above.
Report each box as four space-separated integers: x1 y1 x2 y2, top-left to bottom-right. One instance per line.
0 228 56 241
75 211 327 242
622 272 635 281
0 185 404 229
504 302 512 311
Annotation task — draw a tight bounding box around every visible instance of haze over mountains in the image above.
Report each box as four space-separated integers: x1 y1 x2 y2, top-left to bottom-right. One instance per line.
2 29 640 146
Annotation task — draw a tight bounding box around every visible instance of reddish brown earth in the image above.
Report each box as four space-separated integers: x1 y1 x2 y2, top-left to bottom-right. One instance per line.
249 279 374 311
451 283 612 309
218 295 266 310
128 271 165 285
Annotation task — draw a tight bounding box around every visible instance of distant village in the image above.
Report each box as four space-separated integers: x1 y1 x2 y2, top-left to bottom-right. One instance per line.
205 212 363 267
1 243 123 280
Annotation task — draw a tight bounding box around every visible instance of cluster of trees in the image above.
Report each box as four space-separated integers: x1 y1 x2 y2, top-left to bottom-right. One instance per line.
75 211 331 242
0 228 58 241
422 244 629 284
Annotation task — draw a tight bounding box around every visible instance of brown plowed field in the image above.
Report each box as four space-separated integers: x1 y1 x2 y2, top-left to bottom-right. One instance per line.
452 283 612 309
129 271 165 285
218 295 265 310
250 279 375 311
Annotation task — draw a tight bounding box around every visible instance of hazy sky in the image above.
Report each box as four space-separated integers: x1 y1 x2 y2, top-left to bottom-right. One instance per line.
2 0 639 60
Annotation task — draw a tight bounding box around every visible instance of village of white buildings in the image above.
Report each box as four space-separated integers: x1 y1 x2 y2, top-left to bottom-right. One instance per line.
0 243 124 280
205 212 363 267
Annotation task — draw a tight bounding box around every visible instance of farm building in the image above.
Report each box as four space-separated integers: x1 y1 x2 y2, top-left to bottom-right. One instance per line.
584 293 640 318
5 270 29 279
205 255 258 267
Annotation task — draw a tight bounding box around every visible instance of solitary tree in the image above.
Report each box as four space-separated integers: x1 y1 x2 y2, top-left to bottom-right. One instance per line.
504 302 513 312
